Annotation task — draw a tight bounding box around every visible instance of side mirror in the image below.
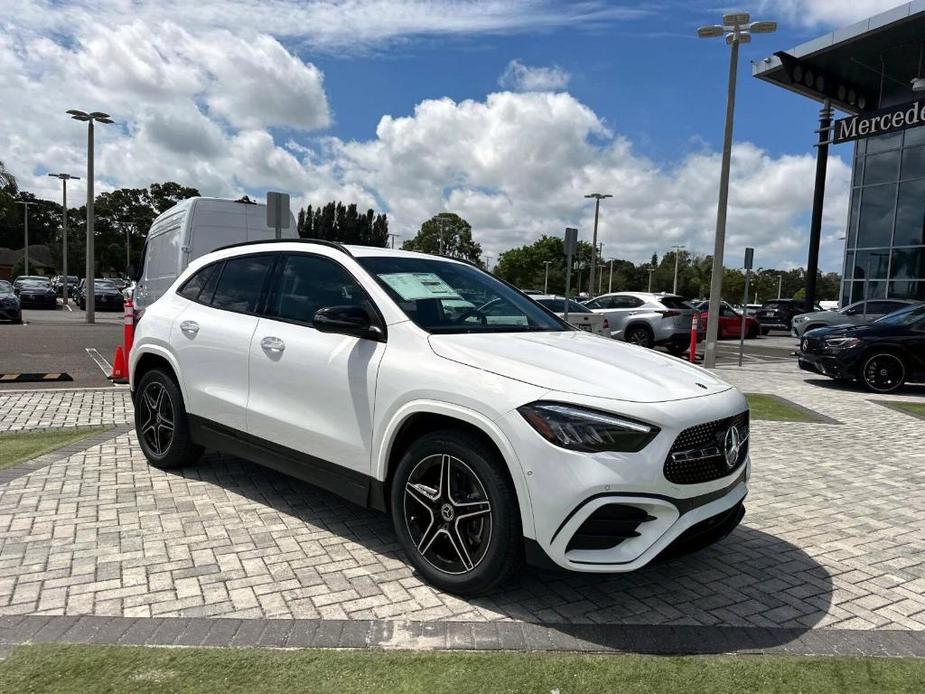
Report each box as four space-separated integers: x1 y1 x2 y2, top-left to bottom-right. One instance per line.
844 307 858 316
313 305 384 341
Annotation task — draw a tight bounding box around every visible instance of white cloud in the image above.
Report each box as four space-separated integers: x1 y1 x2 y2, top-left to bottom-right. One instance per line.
759 0 910 27
329 91 851 271
499 59 571 92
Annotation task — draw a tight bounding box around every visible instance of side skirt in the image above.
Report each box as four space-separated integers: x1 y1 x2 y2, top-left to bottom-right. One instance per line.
187 415 387 512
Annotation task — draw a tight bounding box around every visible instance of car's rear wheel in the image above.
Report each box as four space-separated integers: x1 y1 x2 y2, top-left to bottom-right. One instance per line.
760 326 770 336
390 429 521 596
625 325 654 348
860 352 906 394
746 325 758 339
135 368 203 469
666 344 689 357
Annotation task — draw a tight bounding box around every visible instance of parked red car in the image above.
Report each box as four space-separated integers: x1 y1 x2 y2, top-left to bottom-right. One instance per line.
694 300 760 339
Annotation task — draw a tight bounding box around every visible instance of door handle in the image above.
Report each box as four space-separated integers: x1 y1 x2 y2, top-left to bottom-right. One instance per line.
179 320 199 337
260 336 286 354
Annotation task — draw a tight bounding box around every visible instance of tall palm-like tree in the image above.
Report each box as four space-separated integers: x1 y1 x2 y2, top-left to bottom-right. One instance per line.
0 160 16 193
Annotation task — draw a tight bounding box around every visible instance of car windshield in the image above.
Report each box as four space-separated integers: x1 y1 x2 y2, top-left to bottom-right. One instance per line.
20 279 49 286
872 304 925 326
535 298 591 314
95 280 116 288
357 256 569 334
0 281 12 293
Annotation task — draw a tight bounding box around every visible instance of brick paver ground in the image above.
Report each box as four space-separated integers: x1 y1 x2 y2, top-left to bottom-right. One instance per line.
0 368 923 639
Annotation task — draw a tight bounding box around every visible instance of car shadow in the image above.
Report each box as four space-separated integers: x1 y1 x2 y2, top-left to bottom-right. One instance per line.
172 451 834 654
803 377 925 396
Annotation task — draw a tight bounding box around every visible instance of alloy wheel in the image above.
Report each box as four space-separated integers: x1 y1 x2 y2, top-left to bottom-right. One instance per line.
139 380 176 456
627 327 652 347
863 354 905 392
403 454 492 575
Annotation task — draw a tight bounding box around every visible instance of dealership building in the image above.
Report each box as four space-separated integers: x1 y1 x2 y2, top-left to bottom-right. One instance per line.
754 2 925 306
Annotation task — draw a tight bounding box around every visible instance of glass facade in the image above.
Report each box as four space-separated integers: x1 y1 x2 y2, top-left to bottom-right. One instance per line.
843 125 925 306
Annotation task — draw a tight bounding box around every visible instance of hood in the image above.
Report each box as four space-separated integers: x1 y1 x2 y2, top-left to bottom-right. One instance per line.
804 323 878 338
795 310 840 321
428 331 731 403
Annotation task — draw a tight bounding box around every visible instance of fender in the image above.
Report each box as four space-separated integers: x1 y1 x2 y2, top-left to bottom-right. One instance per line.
129 343 188 403
374 399 537 539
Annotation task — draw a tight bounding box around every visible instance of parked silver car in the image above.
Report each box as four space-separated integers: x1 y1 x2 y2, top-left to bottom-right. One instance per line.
582 292 703 354
791 299 918 338
532 295 609 336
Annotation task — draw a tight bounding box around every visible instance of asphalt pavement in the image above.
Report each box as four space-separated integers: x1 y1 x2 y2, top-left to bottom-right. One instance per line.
0 303 123 389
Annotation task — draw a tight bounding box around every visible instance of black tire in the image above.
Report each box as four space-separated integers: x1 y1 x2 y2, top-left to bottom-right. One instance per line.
134 368 203 469
666 344 689 357
746 325 758 339
859 352 907 394
12 314 22 324
390 429 521 596
625 324 654 349
760 327 770 336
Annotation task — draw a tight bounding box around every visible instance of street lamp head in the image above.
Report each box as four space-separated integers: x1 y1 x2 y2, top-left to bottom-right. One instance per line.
730 32 751 44
748 21 777 34
67 109 90 121
697 25 725 38
722 12 750 26
67 109 113 124
584 193 613 200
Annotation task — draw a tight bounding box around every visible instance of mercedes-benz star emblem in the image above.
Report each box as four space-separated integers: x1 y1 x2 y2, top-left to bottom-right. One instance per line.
723 426 742 469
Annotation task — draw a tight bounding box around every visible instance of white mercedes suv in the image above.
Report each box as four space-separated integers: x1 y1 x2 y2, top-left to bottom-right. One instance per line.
130 240 750 595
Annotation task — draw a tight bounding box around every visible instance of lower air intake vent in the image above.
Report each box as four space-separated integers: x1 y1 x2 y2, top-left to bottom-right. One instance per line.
566 504 655 552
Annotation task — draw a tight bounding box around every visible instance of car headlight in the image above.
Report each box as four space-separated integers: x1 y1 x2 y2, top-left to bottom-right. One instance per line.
825 337 860 350
517 402 659 453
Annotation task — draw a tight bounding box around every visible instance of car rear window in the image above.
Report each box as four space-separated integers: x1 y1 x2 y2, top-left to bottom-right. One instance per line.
210 255 274 314
658 296 693 310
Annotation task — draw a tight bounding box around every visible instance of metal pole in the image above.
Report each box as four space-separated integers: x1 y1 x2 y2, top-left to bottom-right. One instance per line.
86 119 95 323
608 259 614 293
647 268 654 292
777 274 782 299
24 204 29 275
598 264 604 294
805 100 832 314
671 245 684 294
62 181 68 305
543 261 551 293
703 33 739 369
738 268 750 367
564 261 572 323
588 197 600 298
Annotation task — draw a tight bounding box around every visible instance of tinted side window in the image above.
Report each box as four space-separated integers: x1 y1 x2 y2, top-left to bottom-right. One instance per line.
210 255 274 314
267 254 368 326
611 296 642 309
659 296 692 309
178 263 220 303
869 301 904 314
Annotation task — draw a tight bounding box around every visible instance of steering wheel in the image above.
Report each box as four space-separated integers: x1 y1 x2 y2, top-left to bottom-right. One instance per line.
455 307 488 325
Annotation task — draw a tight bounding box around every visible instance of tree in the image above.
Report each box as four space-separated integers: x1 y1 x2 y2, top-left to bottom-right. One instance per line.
295 201 388 246
402 212 482 264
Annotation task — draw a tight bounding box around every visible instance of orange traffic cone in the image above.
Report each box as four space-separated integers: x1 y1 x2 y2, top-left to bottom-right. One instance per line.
110 345 128 384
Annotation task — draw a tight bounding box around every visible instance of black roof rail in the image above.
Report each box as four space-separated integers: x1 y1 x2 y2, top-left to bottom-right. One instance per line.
213 238 353 257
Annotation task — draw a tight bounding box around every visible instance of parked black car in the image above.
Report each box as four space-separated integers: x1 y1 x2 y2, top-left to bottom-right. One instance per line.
15 277 58 309
12 275 48 292
798 303 925 393
51 275 80 298
755 299 821 333
76 278 124 311
0 280 22 323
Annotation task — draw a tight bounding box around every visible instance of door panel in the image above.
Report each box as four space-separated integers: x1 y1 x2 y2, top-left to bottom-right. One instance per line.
247 319 385 472
171 301 258 430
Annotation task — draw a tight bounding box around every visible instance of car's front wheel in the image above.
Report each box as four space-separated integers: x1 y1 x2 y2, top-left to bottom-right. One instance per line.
625 325 654 348
134 368 203 469
860 352 906 394
390 429 521 596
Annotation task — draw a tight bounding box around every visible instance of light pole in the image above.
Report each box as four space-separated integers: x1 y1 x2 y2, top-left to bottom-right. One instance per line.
48 173 80 305
16 201 37 275
584 193 612 298
67 109 113 323
647 267 654 292
777 273 783 299
670 244 685 294
697 13 776 368
608 259 614 294
543 260 552 293
387 233 401 249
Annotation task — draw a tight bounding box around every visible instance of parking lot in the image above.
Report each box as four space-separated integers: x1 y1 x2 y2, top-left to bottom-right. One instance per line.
1 360 923 655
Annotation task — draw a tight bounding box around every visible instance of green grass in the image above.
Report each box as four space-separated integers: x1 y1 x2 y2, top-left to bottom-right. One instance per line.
1 645 924 694
746 394 819 423
886 401 925 418
0 427 107 470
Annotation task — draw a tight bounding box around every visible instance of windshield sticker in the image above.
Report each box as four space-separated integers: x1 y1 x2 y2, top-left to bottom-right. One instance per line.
379 273 462 301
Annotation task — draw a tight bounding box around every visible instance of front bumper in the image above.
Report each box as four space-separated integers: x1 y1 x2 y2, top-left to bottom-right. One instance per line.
18 294 57 308
0 304 21 320
797 349 859 379
499 386 750 573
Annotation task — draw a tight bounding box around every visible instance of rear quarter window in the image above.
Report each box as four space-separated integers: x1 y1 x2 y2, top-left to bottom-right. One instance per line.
658 296 693 309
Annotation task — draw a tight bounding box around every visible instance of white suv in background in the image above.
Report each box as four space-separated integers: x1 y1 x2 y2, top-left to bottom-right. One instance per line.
130 241 750 595
583 292 703 355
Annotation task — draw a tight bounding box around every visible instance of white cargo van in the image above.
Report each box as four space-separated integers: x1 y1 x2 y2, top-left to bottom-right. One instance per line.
134 197 298 308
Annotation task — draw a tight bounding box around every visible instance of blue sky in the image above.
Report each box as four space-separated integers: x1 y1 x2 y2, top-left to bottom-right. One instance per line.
3 1 907 269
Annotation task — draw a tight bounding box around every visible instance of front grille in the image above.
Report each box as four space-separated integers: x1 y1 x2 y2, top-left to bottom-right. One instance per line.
566 504 655 552
664 411 749 485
